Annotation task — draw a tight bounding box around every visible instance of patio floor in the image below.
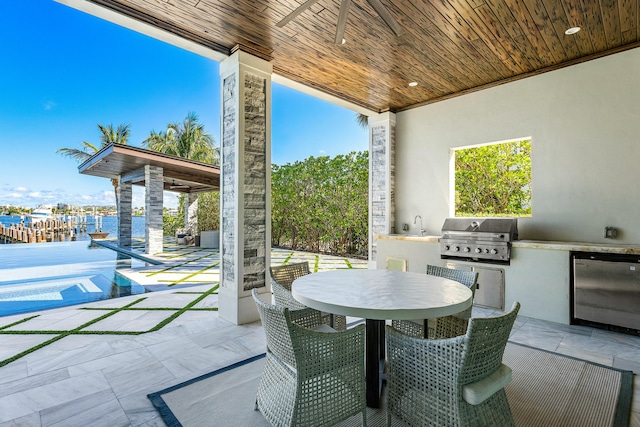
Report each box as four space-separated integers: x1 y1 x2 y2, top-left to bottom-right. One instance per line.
0 241 637 426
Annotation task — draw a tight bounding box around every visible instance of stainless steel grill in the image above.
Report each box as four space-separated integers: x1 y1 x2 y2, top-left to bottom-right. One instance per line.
440 218 518 265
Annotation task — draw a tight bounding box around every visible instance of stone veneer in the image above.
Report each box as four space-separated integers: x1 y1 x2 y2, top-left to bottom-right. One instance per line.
242 72 267 291
221 72 237 289
221 69 268 293
369 116 395 263
145 165 164 254
117 180 132 247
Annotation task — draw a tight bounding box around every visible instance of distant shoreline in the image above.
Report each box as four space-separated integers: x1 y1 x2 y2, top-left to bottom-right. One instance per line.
0 215 146 243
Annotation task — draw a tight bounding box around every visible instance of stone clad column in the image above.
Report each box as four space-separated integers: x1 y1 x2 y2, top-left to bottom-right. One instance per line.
145 165 164 254
185 193 198 232
118 179 132 248
219 49 272 325
368 112 396 267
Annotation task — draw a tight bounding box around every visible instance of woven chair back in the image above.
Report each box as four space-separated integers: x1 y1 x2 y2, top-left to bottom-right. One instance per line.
426 264 478 289
269 261 311 290
251 289 297 368
460 301 520 383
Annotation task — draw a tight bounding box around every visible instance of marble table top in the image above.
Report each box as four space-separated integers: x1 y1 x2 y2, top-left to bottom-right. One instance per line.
292 269 472 321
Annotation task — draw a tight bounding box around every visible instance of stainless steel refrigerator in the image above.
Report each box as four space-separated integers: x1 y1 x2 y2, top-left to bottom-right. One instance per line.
572 252 640 335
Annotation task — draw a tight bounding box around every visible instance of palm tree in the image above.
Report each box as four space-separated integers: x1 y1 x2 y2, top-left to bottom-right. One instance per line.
355 113 369 129
57 123 130 206
143 112 218 164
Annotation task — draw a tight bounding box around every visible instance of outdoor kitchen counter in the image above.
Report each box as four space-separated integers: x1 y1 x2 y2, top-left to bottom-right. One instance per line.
376 234 640 255
376 234 441 243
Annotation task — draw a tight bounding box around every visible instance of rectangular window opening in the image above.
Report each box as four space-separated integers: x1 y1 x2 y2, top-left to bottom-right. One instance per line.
451 137 532 218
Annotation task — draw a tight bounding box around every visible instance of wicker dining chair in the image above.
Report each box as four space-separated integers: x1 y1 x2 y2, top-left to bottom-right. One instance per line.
269 261 347 330
252 289 367 427
386 301 520 427
392 265 478 338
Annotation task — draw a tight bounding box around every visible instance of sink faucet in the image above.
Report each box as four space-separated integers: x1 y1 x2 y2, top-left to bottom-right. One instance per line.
414 215 425 236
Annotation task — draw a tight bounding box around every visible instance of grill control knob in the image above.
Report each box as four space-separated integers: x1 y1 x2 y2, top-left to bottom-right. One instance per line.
485 248 490 253
491 248 499 255
464 247 471 252
475 248 482 253
444 245 450 251
453 246 460 252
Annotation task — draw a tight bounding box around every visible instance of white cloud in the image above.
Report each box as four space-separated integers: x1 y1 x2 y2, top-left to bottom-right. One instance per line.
43 100 57 111
0 186 178 209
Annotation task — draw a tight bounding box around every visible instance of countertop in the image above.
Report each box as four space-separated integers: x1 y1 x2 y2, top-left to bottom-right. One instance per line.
375 234 640 255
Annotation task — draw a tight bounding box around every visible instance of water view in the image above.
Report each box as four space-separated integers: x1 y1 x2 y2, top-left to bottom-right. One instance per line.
0 215 146 243
0 240 151 317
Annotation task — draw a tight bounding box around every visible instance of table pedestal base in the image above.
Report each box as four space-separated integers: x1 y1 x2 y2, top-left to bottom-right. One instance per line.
365 319 386 408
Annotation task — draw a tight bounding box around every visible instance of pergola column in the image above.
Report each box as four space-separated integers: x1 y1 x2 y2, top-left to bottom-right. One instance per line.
185 193 198 232
118 179 132 248
219 49 272 325
145 165 164 254
368 112 396 267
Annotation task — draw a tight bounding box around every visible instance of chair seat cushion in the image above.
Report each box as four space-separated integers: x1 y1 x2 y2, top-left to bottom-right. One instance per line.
311 324 338 333
462 363 512 405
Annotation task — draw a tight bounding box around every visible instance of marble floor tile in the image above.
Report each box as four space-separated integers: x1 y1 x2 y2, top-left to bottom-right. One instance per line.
103 360 176 399
39 389 123 427
0 360 28 385
0 371 110 423
82 310 175 332
0 411 41 427
0 335 54 361
66 347 155 378
507 321 566 351
0 368 70 399
25 341 115 376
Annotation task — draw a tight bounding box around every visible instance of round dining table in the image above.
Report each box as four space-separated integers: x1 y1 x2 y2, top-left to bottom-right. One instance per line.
292 269 473 408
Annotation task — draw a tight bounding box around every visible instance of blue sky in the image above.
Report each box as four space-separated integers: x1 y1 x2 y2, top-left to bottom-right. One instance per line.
0 0 368 209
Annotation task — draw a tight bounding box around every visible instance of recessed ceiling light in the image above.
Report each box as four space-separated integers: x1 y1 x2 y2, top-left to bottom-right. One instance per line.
408 81 418 87
565 27 581 35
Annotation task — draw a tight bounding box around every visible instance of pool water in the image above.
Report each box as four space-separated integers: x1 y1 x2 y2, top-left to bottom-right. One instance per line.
0 242 153 317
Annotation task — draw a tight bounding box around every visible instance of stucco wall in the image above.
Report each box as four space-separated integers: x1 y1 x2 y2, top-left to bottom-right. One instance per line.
395 47 640 244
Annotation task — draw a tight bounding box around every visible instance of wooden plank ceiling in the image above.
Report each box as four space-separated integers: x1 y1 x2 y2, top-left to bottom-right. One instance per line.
87 0 640 112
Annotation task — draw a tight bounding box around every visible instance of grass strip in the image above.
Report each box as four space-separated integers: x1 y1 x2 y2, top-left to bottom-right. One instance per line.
0 315 39 330
345 259 353 268
174 291 212 294
167 264 220 287
314 255 320 272
146 285 219 332
146 254 219 277
163 248 213 260
0 334 69 368
283 252 294 264
0 298 148 367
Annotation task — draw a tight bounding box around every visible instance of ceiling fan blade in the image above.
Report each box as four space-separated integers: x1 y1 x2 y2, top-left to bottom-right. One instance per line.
365 0 403 37
334 0 352 44
277 0 323 28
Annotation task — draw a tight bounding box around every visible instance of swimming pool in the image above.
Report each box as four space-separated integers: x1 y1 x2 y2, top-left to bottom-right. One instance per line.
0 242 155 317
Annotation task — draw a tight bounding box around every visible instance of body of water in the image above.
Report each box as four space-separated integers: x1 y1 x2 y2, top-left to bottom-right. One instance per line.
0 241 154 317
0 215 146 242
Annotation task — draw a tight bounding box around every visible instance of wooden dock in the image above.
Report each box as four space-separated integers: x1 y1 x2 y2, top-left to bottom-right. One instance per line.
0 216 103 244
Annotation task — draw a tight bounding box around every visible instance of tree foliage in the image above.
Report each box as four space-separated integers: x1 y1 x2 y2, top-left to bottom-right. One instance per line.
271 151 368 257
197 191 220 232
455 140 532 217
143 112 217 164
57 123 130 206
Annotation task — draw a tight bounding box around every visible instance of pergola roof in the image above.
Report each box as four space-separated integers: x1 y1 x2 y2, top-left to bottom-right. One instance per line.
78 143 220 194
